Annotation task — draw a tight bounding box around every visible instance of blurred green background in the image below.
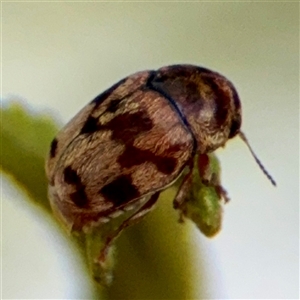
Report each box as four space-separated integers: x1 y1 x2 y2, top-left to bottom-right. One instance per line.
2 2 299 299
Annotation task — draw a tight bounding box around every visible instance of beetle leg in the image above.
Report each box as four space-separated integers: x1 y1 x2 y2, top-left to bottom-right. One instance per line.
173 168 193 223
198 153 230 203
215 185 229 203
98 193 160 263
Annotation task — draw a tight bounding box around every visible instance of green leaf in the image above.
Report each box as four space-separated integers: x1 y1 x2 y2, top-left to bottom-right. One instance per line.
1 102 58 212
188 154 223 237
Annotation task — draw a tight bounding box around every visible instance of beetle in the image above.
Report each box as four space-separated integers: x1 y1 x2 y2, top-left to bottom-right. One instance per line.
45 64 275 262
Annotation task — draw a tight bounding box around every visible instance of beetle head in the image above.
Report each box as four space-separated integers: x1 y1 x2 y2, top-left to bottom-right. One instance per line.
150 64 275 186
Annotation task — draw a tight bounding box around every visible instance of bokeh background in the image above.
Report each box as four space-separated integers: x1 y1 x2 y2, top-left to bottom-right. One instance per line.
2 2 299 299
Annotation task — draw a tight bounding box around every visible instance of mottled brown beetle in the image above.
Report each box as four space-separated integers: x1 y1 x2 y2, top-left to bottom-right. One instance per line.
46 64 275 263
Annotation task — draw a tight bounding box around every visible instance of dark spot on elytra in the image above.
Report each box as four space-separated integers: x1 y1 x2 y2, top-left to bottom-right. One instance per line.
145 71 157 87
106 99 122 113
159 157 177 174
70 186 89 208
80 116 99 134
64 166 89 208
118 145 177 175
91 78 127 105
100 175 140 206
50 138 58 158
63 166 81 185
103 111 153 142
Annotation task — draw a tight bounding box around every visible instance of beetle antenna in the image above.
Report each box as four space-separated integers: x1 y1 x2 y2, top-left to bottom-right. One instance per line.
239 131 276 186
